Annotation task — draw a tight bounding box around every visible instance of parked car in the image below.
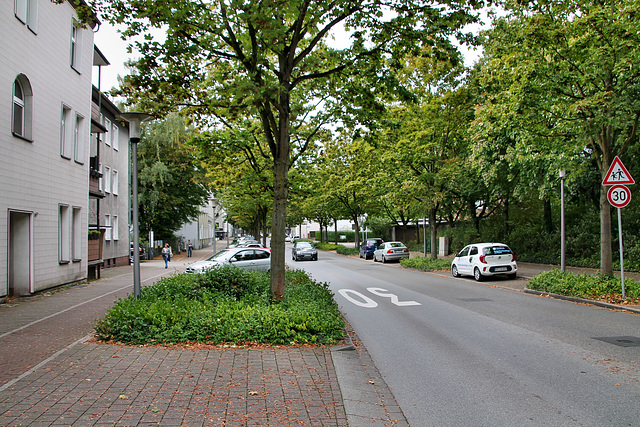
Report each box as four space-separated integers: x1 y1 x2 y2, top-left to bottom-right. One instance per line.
185 247 271 274
230 239 260 248
451 243 517 281
359 238 384 260
291 241 318 261
373 241 410 263
129 242 145 263
285 235 293 243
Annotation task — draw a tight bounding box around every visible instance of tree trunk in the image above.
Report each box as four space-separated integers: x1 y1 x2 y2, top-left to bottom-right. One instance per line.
600 184 613 275
430 207 438 259
353 216 360 247
543 197 553 234
334 219 338 244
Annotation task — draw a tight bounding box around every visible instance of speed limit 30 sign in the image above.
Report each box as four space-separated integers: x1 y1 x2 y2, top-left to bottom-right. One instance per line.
607 184 632 208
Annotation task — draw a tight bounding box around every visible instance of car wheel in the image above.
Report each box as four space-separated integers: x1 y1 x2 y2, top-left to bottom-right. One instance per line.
507 272 517 280
452 265 459 277
382 255 387 264
474 267 483 282
373 255 377 262
313 254 318 261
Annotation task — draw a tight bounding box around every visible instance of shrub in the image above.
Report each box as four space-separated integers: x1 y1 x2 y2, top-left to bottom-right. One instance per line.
335 246 359 256
400 256 452 271
95 267 345 346
528 269 639 302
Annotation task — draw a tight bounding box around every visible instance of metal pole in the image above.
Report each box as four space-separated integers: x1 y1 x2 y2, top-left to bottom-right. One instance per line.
560 171 566 272
618 207 626 299
132 142 141 299
213 203 217 255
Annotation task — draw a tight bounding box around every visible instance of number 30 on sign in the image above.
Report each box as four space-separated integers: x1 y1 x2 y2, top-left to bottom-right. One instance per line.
607 185 631 208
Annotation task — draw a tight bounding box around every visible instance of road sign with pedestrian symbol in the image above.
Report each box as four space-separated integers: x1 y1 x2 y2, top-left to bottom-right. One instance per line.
602 156 635 186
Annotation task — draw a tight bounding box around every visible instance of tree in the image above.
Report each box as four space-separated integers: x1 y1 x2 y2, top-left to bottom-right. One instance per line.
479 0 640 274
137 113 210 240
92 0 481 300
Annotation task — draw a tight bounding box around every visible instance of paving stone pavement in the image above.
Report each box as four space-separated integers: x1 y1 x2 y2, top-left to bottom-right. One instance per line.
0 248 408 427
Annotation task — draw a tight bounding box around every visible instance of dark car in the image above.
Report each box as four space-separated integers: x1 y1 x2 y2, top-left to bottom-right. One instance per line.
359 238 383 260
292 241 318 261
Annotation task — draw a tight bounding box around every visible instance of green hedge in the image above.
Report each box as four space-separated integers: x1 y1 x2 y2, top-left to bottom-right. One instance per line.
528 269 639 302
315 242 359 256
400 256 452 271
95 267 345 346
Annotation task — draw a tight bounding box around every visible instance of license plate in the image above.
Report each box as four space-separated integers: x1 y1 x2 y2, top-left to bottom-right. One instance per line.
495 267 508 272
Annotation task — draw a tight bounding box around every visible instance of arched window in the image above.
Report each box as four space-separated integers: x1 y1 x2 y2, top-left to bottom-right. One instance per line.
12 75 33 141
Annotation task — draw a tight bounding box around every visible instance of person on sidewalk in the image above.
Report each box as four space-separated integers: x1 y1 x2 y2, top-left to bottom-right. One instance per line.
187 240 193 257
162 243 173 268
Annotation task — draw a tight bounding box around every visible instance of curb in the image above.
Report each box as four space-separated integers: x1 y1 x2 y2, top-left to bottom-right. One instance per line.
524 288 640 314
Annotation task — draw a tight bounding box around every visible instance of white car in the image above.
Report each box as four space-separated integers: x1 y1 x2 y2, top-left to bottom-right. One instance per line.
373 241 410 263
185 248 271 274
451 243 517 281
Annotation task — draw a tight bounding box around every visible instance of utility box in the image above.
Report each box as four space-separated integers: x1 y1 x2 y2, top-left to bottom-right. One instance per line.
439 236 449 257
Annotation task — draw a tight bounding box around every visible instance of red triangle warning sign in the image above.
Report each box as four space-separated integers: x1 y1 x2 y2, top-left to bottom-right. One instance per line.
602 156 635 185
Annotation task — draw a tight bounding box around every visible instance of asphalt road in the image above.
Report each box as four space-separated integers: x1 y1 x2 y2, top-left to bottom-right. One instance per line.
288 249 640 426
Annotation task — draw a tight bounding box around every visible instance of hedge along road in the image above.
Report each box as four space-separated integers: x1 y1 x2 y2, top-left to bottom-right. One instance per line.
288 247 640 426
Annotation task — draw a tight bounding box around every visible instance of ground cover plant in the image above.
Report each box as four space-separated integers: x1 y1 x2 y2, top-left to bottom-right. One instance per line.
315 242 359 256
528 269 640 304
95 267 345 346
400 256 452 271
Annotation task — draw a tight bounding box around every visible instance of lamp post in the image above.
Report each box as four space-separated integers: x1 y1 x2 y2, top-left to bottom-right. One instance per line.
117 112 154 299
559 169 566 272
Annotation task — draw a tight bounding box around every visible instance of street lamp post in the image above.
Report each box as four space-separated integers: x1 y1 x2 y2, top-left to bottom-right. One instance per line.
117 112 154 299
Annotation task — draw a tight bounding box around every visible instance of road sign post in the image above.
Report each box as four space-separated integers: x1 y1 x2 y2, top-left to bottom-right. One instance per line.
603 158 634 300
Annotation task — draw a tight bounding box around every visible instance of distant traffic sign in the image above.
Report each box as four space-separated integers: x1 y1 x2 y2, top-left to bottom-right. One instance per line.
607 185 632 208
602 156 635 186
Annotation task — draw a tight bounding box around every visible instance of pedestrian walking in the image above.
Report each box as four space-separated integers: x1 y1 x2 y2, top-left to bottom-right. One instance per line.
162 243 172 268
187 239 193 257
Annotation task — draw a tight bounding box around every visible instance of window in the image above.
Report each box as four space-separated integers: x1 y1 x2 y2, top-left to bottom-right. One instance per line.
104 118 111 146
14 0 38 32
113 125 119 151
72 207 82 261
12 75 33 140
60 104 73 159
59 205 71 263
98 163 103 191
104 215 111 241
112 215 119 241
74 113 85 163
104 166 111 193
70 23 82 71
112 170 119 195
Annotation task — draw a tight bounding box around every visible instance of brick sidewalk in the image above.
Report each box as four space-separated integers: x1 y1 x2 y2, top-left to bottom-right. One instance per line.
0 339 348 426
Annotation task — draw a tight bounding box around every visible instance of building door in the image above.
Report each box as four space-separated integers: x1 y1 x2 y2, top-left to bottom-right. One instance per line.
9 211 33 296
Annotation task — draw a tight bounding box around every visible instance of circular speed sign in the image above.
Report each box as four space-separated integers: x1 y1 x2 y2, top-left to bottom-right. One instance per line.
607 185 632 208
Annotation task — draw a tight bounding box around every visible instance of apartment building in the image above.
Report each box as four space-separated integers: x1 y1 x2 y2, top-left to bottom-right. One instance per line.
1 0 97 299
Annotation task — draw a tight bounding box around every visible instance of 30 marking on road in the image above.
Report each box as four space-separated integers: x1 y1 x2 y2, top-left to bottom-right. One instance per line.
337 288 421 308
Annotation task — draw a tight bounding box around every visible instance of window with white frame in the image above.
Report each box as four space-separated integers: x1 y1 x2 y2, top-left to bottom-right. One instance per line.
113 125 119 151
12 75 33 140
112 215 119 240
59 204 71 263
104 118 111 146
70 23 82 71
15 0 38 32
74 113 85 164
112 170 119 195
104 215 111 241
104 166 111 193
72 207 82 261
60 104 73 159
98 162 103 191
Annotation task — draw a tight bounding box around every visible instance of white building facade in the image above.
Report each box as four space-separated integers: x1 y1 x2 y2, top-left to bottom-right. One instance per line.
1 0 96 299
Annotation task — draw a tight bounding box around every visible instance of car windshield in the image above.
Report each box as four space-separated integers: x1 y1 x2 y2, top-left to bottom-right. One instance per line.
484 246 512 255
207 250 234 261
297 242 313 248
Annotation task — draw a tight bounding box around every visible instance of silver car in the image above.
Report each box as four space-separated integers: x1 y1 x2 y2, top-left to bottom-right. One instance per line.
373 241 410 263
291 241 318 261
185 247 271 274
